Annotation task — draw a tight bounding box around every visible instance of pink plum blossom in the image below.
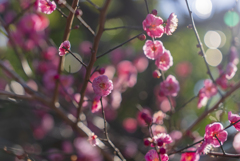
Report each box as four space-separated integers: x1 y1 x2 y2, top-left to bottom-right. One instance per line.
165 13 178 35
202 79 217 98
145 149 169 161
153 133 173 145
196 141 209 154
225 62 237 80
92 75 113 97
88 133 99 146
143 40 164 60
59 40 71 56
228 111 240 131
151 125 167 135
91 96 101 113
204 122 228 147
216 74 228 90
233 132 240 153
155 50 173 71
152 111 165 124
137 109 151 126
180 151 200 161
38 0 56 14
197 92 208 108
142 14 164 38
159 75 180 97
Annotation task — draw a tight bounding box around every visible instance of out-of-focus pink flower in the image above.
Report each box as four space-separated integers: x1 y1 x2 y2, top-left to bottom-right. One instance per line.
79 41 92 55
159 75 180 97
62 141 73 154
48 148 64 161
152 125 166 135
38 0 56 14
153 70 161 78
155 50 173 71
143 40 164 60
225 62 237 80
91 96 101 113
142 14 164 38
88 133 98 146
74 93 88 107
170 130 182 141
123 118 137 133
180 151 200 161
233 132 240 153
145 149 169 161
197 91 208 108
41 114 54 132
175 62 192 77
202 79 217 98
59 40 71 56
230 46 239 65
124 141 137 158
42 46 57 60
92 75 113 97
133 56 149 73
216 74 228 90
165 13 178 35
204 122 228 147
37 14 50 31
228 111 240 131
110 90 122 109
152 111 165 124
19 14 42 32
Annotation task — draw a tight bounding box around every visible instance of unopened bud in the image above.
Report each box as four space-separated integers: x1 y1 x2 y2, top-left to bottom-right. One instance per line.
198 51 203 56
75 9 83 17
151 9 157 16
159 147 166 154
187 24 192 29
144 138 152 146
98 68 105 75
138 34 146 41
152 70 161 78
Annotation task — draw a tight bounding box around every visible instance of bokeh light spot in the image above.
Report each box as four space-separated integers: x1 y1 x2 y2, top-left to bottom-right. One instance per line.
206 49 222 67
64 53 82 73
204 31 221 49
224 11 239 27
194 0 212 19
216 30 226 48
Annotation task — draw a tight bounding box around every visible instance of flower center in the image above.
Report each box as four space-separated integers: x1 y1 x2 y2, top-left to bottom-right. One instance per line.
152 45 156 51
99 83 106 89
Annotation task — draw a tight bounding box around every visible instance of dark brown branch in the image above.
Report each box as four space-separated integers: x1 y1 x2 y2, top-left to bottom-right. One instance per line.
97 32 144 59
76 0 111 122
104 26 142 30
144 0 150 14
62 47 87 68
0 91 33 100
214 135 225 155
86 0 100 10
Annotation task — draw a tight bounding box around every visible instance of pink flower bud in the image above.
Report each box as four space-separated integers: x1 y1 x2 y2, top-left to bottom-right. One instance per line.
75 9 83 17
159 147 166 154
144 138 152 146
152 70 161 78
138 34 146 41
157 139 163 147
151 9 157 15
98 68 105 75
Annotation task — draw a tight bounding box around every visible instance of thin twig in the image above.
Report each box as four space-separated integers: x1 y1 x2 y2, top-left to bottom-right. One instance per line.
176 95 197 111
56 7 68 18
100 98 126 161
97 32 144 59
0 91 33 100
144 0 149 14
184 0 222 97
62 47 87 68
214 135 225 155
90 65 99 77
85 0 100 10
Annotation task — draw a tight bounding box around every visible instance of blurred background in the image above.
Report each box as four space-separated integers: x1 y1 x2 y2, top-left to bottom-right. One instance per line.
0 0 240 160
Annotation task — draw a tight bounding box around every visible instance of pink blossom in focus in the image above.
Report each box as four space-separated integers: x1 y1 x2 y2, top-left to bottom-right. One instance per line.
165 13 178 35
204 122 228 147
155 50 173 71
153 133 173 145
152 111 165 124
123 118 137 133
145 149 169 161
143 40 164 60
159 75 180 97
142 14 164 38
228 111 240 131
91 96 101 113
59 40 71 56
180 151 200 161
230 46 239 65
38 0 56 14
225 62 237 80
92 75 113 97
88 133 98 146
